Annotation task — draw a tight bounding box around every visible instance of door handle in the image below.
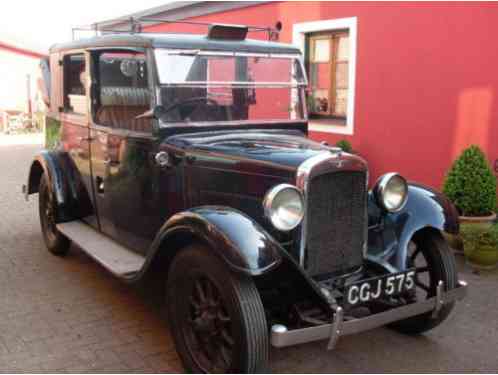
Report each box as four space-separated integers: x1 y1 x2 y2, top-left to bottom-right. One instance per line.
96 176 104 194
103 159 119 167
77 136 94 142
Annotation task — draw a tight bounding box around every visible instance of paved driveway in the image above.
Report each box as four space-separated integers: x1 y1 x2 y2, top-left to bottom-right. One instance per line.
0 134 497 373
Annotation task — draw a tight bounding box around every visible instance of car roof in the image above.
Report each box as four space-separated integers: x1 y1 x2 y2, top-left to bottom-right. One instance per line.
50 33 301 55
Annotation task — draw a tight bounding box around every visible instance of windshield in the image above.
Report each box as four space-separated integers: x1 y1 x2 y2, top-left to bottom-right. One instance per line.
154 49 307 124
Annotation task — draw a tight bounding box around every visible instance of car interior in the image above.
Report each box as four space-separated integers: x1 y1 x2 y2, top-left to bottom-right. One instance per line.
93 52 153 133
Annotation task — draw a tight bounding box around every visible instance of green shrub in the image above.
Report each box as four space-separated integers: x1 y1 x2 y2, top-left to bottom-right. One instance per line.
336 139 353 153
443 145 497 216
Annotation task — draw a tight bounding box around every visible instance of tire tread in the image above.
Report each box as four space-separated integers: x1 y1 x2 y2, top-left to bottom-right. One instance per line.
390 231 457 334
167 244 269 373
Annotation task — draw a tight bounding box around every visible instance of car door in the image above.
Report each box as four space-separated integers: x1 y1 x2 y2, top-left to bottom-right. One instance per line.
58 51 98 228
88 48 163 254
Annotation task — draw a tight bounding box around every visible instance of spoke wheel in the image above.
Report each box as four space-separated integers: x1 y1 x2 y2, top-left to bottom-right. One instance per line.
406 242 435 300
389 231 457 335
183 276 235 373
39 174 70 256
167 244 269 373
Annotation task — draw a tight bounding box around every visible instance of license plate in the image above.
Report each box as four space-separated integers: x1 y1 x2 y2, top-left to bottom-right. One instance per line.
344 269 416 307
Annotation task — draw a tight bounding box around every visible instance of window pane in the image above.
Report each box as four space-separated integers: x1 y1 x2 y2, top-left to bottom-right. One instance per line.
310 89 330 115
306 32 350 119
335 89 348 116
64 54 86 114
310 63 331 90
313 39 330 62
154 51 305 85
336 36 349 61
95 52 152 132
159 86 303 123
335 62 349 89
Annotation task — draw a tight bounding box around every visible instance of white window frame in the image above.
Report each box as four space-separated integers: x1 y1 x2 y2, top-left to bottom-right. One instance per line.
293 17 357 135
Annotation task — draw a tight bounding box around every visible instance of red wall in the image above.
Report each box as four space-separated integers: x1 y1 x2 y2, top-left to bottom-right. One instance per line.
147 2 498 191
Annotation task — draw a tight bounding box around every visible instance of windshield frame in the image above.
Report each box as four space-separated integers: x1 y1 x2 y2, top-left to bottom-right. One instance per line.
152 48 308 127
154 49 308 87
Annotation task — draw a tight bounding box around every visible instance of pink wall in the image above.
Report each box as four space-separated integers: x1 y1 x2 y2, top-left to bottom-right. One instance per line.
147 2 498 191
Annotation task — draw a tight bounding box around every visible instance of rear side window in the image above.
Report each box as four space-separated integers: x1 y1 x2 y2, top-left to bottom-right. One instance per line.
92 51 152 133
63 54 86 114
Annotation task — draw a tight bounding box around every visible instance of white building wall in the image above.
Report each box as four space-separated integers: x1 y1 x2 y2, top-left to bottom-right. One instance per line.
0 49 42 112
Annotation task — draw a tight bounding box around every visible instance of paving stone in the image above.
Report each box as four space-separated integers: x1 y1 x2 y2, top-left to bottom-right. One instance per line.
0 134 497 373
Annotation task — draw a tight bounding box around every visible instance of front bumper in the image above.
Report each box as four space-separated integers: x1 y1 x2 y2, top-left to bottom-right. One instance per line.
271 280 467 349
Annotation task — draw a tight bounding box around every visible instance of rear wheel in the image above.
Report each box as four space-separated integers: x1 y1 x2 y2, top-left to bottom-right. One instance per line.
389 231 457 334
39 174 70 256
167 244 269 373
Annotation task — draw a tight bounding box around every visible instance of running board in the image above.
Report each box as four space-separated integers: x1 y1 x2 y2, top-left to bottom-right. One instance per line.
57 221 146 279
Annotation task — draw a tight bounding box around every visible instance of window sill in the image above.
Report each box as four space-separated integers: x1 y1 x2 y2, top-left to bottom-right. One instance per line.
309 118 352 135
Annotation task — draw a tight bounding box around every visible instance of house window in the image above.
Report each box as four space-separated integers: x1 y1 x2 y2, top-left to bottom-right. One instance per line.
293 17 357 135
307 31 349 119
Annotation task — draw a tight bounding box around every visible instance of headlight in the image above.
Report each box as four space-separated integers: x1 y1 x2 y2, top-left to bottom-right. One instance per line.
263 184 304 231
374 173 408 212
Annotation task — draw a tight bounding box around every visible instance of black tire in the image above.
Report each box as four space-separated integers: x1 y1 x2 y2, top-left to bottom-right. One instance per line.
39 174 71 256
167 244 269 373
389 231 457 334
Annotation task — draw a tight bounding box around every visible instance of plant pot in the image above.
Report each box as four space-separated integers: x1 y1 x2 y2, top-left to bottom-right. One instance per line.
464 244 498 270
465 253 498 270
459 212 497 224
443 232 465 255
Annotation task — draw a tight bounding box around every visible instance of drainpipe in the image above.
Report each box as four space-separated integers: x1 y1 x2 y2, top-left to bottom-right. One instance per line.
26 74 32 118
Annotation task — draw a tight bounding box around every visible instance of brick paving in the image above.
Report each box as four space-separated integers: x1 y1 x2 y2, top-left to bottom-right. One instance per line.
0 133 497 373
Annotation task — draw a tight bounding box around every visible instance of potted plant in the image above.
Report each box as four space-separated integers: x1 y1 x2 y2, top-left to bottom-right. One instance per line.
336 139 353 153
461 223 498 270
443 145 497 223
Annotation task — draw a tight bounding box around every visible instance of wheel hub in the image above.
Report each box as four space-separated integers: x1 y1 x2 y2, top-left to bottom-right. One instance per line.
184 276 234 372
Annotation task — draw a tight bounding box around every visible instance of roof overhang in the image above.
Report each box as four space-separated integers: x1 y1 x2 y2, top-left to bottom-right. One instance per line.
91 1 272 31
0 41 47 59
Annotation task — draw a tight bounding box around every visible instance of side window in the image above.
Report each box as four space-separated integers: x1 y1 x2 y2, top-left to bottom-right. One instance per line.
63 54 87 115
93 51 151 132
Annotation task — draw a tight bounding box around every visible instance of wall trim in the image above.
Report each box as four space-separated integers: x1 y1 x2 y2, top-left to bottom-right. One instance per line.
292 17 357 135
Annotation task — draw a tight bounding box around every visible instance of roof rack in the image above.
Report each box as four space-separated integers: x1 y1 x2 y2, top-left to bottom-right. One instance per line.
72 17 280 42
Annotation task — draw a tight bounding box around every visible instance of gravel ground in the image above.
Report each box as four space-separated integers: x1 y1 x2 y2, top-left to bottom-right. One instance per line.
0 133 497 373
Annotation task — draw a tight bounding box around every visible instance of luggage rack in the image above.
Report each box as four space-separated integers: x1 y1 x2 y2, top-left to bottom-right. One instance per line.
72 17 281 41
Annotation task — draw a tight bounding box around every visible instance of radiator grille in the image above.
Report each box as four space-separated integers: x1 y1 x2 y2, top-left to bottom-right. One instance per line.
305 171 367 277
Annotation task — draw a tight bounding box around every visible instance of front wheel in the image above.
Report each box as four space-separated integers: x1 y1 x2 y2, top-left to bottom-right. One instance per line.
167 244 269 373
389 231 457 334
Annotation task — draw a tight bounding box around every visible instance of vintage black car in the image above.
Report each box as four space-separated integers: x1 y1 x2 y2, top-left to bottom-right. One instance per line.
25 23 467 373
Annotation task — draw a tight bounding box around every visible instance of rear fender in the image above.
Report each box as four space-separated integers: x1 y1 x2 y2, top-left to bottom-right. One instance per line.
26 150 92 222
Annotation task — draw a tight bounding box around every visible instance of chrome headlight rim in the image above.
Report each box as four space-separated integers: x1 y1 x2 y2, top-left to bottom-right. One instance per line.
374 172 408 213
263 184 304 232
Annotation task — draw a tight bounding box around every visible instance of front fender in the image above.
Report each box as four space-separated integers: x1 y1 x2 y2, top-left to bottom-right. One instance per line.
368 183 459 270
149 206 283 276
27 150 92 222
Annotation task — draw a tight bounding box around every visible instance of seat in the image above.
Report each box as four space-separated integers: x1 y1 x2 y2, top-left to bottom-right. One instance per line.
96 87 152 132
